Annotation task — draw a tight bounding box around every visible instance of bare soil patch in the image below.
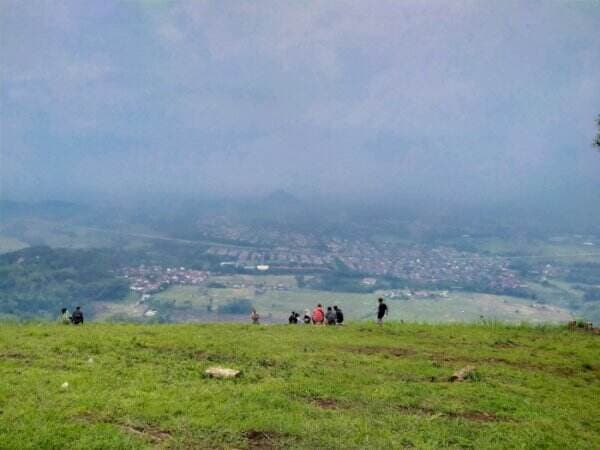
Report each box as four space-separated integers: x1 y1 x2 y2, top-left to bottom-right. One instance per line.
492 340 519 348
312 398 340 409
455 410 499 422
347 346 416 357
121 423 172 444
0 351 29 359
244 430 283 449
75 412 172 444
193 351 207 360
428 353 578 377
396 405 499 422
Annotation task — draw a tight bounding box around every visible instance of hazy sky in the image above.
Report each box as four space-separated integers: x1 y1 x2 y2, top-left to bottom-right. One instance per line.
1 0 599 205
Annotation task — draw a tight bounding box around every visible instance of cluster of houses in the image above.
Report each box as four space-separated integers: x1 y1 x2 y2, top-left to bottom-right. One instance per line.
333 240 530 294
123 265 209 294
380 288 450 299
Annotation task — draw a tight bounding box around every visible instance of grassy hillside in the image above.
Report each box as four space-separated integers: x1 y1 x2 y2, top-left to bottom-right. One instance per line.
1 323 599 449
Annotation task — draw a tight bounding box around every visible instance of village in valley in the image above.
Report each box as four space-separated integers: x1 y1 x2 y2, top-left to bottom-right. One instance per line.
109 222 597 324
122 239 532 297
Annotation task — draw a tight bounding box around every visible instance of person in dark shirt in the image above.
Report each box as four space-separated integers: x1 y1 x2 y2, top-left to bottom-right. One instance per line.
71 306 84 325
288 311 299 324
333 305 344 325
377 298 388 324
325 306 337 325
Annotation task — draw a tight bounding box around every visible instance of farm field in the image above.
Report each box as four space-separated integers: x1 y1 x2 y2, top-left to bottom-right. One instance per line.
125 278 573 324
0 235 29 254
0 322 598 449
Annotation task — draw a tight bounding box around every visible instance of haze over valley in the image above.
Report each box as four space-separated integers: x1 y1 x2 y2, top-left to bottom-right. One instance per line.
1 1 599 324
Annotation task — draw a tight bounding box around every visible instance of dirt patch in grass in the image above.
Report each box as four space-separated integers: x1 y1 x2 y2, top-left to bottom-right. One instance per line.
428 353 578 377
120 423 172 444
346 346 416 357
75 412 172 444
0 351 30 359
312 398 340 410
457 410 499 422
396 405 499 422
244 430 284 449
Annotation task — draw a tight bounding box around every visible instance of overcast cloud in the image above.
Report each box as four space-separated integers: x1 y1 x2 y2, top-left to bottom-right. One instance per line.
1 0 599 206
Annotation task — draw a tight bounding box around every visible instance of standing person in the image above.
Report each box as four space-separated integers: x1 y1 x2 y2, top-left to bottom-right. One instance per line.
288 311 299 324
312 304 325 325
334 305 344 325
59 308 71 325
71 306 84 325
250 308 260 324
325 306 337 325
377 298 388 324
303 309 312 324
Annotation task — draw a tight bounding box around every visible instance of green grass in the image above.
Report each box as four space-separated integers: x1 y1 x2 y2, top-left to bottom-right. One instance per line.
471 237 600 262
1 323 599 449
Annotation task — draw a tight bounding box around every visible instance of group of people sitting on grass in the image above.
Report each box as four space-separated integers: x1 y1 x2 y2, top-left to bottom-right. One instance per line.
59 298 390 326
288 304 345 325
58 306 84 325
251 297 389 325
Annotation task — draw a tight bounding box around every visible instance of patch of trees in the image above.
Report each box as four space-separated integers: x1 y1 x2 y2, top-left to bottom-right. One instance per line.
218 299 253 314
508 259 536 276
0 246 129 317
566 263 600 285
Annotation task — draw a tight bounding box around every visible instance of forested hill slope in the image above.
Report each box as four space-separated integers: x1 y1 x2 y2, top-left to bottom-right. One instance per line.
0 246 130 318
1 323 598 449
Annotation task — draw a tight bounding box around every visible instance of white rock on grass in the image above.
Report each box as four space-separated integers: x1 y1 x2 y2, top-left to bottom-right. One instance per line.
449 365 477 382
61 382 69 389
205 367 240 379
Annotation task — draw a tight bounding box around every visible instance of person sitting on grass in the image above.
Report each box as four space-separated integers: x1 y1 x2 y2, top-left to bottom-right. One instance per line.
312 304 325 325
325 306 337 325
250 308 260 324
59 308 71 325
303 309 312 324
288 311 299 324
377 298 388 324
71 306 84 325
334 305 344 325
